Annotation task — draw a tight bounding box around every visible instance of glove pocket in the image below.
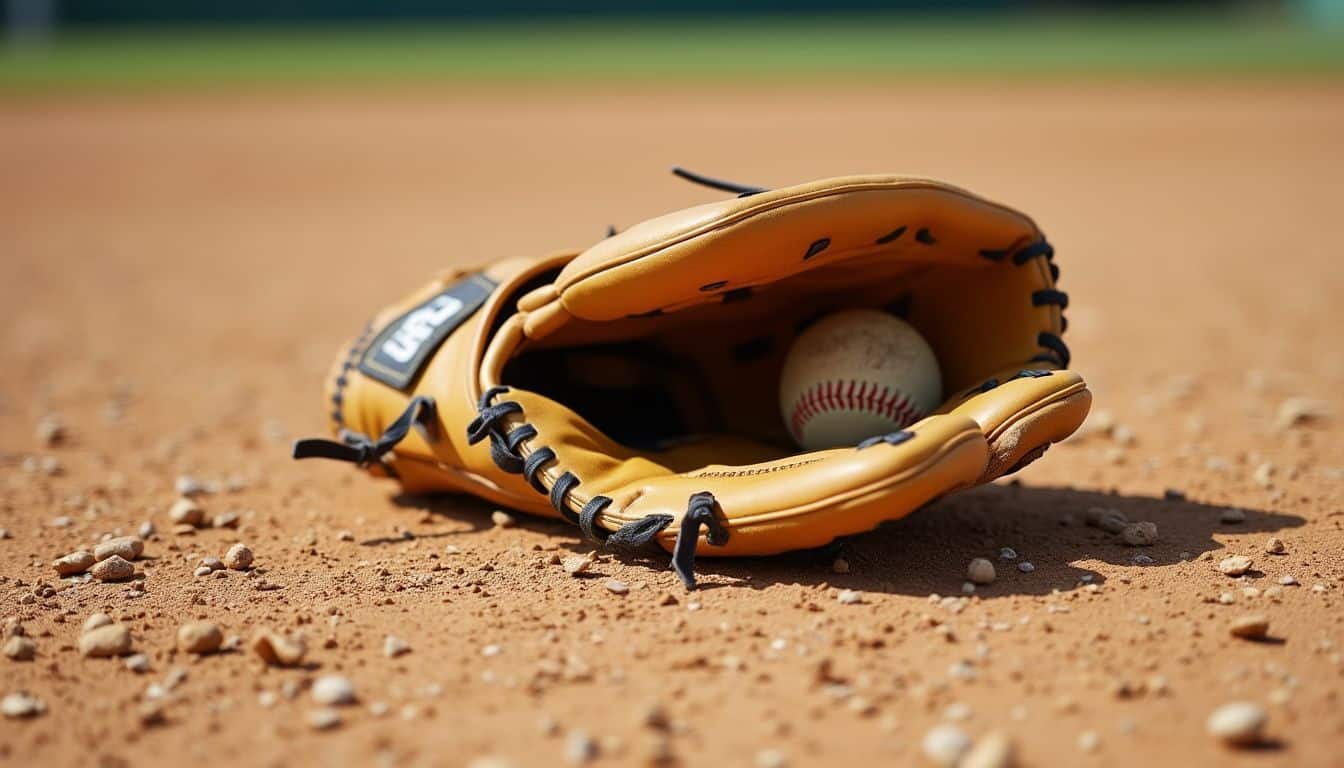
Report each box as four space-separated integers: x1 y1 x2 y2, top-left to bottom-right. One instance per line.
597 413 989 557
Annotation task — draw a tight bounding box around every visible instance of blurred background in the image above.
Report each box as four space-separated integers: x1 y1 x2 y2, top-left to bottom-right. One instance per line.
3 0 1344 86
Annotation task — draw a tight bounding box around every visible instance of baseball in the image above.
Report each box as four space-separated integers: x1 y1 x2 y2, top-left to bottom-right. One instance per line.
780 309 942 451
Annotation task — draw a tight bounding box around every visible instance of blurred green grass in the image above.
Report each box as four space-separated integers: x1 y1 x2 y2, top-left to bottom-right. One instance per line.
3 14 1344 91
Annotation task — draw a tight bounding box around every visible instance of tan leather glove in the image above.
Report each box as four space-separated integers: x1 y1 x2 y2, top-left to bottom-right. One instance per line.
294 170 1091 589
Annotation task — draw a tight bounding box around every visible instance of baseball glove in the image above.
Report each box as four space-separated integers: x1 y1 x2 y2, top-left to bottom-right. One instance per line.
294 169 1090 588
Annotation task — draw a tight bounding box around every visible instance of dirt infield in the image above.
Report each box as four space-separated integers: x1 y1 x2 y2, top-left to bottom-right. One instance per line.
2 82 1342 767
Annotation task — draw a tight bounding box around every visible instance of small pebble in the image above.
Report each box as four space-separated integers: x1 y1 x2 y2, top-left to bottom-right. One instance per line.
1207 701 1268 746
177 621 223 654
755 749 788 768
308 707 342 730
90 554 135 581
640 701 670 730
1229 615 1270 640
193 566 213 578
1275 397 1328 429
837 589 862 605
80 623 132 658
921 723 971 766
962 731 1015 768
998 547 1017 560
564 730 598 764
175 475 209 496
491 510 517 528
1085 507 1128 534
831 558 850 574
94 536 143 562
384 635 411 658
311 675 356 705
35 415 65 446
604 579 630 595
1220 508 1246 524
1252 462 1274 488
1218 555 1253 577
83 613 112 633
1278 574 1298 586
967 558 996 585
52 550 95 577
1077 731 1100 753
125 653 151 673
250 629 307 667
138 521 156 539
224 543 254 570
1120 521 1159 547
168 497 204 526
562 552 596 575
1 692 45 718
1017 562 1035 573
3 635 36 661
212 510 241 529
1264 538 1286 555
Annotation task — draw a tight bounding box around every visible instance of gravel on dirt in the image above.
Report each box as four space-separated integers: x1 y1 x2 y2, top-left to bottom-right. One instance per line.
94 536 144 562
1207 702 1268 746
312 675 357 705
922 724 971 766
250 629 307 667
3 635 36 661
224 542 254 570
177 621 224 654
89 554 135 581
52 550 95 576
967 558 996 585
79 623 132 658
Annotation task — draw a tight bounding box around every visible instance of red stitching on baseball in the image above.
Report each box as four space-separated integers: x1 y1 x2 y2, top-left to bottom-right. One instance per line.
790 380 925 442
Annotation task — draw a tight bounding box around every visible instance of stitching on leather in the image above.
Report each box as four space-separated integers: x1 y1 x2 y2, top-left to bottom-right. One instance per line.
789 379 924 442
330 323 374 430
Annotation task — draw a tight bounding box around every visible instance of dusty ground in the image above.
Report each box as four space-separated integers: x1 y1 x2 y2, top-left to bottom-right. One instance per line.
2 81 1342 767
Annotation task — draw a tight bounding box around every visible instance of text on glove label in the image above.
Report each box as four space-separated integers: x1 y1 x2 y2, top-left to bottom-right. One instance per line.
358 273 497 390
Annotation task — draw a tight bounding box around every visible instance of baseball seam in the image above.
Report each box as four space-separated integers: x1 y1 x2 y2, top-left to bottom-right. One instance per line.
789 380 925 442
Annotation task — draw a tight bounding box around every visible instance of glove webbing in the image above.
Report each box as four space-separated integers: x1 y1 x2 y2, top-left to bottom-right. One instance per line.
668 168 1070 369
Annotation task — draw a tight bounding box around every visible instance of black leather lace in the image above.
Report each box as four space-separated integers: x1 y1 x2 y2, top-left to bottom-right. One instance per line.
293 396 437 467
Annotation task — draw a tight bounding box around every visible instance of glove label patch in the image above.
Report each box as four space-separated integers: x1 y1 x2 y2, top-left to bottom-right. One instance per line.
358 273 498 390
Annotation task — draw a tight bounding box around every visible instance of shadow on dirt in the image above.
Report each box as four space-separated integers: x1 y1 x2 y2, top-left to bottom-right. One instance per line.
385 483 1305 598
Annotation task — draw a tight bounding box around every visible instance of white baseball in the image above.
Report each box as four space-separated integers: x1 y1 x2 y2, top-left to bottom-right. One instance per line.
779 309 942 451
